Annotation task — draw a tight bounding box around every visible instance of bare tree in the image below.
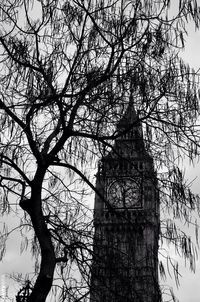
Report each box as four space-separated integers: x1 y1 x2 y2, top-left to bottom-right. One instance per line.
0 0 200 301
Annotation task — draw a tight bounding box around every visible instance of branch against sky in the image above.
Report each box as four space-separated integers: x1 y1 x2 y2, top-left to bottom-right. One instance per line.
0 0 200 301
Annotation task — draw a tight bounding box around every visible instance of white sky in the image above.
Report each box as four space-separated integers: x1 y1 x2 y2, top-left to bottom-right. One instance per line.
165 18 200 302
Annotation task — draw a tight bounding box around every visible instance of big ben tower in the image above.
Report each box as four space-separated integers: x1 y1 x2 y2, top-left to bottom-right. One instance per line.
90 101 160 302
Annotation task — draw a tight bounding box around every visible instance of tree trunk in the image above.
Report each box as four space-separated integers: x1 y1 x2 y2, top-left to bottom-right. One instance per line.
26 168 56 302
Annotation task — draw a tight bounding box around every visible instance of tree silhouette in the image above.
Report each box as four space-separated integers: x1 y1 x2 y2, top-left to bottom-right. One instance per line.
0 0 200 301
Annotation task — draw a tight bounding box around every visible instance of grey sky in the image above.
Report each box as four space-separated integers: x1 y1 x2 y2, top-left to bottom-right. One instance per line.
1 4 200 302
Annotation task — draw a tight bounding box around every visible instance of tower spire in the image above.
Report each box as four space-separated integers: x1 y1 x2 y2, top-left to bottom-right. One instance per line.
115 89 145 155
117 85 138 131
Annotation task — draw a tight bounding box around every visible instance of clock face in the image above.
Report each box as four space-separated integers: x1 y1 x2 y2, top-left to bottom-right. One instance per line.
107 178 142 208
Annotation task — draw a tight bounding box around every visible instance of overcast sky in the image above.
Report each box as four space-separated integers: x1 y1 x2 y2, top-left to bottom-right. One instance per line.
164 20 200 302
1 4 200 302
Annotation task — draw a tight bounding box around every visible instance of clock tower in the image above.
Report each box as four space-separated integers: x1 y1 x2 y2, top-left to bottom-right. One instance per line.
90 103 160 302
